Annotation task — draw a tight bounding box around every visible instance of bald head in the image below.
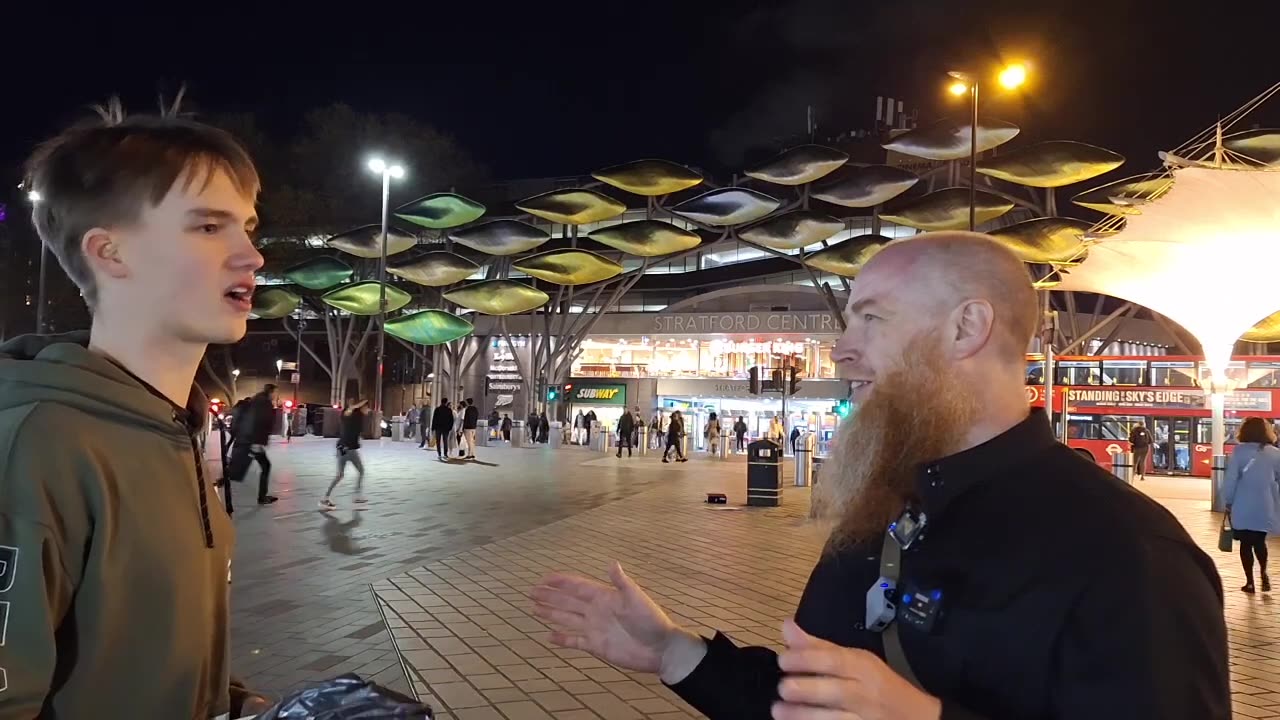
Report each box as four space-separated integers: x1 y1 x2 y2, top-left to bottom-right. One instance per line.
863 231 1039 363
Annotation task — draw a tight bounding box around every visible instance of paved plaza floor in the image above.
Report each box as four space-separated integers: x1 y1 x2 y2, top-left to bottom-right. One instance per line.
218 435 1280 719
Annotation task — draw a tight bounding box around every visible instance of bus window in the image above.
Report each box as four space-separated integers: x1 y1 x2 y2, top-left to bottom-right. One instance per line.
1151 361 1197 387
1200 418 1245 445
1025 360 1045 385
1247 361 1280 388
1057 361 1101 386
1101 360 1146 386
1100 415 1145 440
1067 414 1100 440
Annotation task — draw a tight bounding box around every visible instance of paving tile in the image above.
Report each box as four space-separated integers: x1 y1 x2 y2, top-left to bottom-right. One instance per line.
528 689 584 711
493 701 554 720
433 681 489 709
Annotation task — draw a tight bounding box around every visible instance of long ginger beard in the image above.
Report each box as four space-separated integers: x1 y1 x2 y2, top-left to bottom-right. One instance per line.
815 335 981 550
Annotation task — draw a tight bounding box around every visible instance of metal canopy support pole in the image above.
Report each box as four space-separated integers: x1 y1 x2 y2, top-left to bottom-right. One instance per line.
373 169 391 430
968 81 979 232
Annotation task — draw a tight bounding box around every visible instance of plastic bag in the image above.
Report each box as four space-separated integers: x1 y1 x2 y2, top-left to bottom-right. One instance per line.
257 673 432 719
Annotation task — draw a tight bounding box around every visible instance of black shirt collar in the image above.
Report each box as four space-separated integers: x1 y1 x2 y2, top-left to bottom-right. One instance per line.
914 409 1057 521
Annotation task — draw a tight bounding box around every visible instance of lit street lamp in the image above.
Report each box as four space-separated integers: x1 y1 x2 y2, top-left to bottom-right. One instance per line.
367 157 406 431
27 190 48 334
947 63 1028 231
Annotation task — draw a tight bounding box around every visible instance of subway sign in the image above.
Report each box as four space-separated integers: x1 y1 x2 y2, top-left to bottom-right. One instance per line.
565 382 627 406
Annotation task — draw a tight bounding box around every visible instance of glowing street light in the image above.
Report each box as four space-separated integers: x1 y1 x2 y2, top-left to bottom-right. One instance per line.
366 156 407 430
946 63 1031 230
27 190 42 203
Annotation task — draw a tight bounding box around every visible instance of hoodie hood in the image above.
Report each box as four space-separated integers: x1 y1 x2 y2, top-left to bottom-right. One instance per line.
0 331 207 441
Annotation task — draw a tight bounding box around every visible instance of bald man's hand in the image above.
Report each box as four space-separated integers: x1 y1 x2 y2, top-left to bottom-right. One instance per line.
774 620 940 720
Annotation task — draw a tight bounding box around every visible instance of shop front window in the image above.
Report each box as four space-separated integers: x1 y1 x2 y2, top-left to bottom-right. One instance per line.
572 338 837 379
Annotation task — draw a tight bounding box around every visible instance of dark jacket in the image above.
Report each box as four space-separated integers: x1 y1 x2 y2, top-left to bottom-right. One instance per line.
463 404 480 430
1129 426 1152 449
501 416 512 432
339 408 365 450
667 415 684 440
431 405 455 433
238 391 275 446
670 411 1229 720
617 411 636 436
733 420 748 436
0 332 238 718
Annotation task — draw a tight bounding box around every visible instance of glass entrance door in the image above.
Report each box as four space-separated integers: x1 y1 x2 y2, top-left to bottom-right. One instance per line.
1151 416 1194 475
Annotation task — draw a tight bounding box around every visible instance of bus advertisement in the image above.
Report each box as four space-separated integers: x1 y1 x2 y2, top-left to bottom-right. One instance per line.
1027 354 1280 478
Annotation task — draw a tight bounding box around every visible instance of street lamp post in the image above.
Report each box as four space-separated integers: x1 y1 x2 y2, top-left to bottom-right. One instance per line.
27 190 48 334
367 157 406 433
948 64 1027 231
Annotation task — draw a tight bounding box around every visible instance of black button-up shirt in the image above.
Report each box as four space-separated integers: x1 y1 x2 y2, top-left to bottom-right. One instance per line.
670 410 1230 719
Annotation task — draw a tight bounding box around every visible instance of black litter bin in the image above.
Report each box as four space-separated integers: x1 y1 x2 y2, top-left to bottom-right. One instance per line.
747 439 783 506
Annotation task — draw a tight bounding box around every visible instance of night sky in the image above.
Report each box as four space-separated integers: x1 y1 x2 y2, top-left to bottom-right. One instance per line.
4 0 1279 186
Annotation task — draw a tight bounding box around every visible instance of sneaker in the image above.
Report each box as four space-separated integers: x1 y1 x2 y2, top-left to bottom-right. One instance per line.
353 496 368 504
662 458 670 463
319 498 337 511
258 495 279 505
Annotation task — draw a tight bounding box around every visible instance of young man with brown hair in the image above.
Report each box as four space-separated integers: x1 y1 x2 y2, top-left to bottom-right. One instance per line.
0 104 271 717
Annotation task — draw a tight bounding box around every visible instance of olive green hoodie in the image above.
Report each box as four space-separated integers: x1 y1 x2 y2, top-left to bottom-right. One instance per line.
0 332 236 718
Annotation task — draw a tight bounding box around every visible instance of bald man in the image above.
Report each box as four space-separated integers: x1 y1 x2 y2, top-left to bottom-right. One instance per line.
531 232 1229 719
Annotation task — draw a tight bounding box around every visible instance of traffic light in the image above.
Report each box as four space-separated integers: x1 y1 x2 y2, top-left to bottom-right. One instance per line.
788 366 801 395
833 399 852 418
771 368 784 391
546 385 560 402
749 366 761 395
282 400 294 411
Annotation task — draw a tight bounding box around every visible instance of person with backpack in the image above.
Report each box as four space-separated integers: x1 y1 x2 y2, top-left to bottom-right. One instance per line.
1129 422 1153 480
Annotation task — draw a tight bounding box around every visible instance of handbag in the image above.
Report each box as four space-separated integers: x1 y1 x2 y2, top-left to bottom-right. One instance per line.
1219 514 1234 552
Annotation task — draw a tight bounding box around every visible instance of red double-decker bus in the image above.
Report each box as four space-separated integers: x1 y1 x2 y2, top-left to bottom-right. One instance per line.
1027 354 1280 477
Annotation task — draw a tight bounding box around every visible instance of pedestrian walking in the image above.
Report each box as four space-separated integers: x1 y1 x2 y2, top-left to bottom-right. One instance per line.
733 416 748 453
320 400 368 510
227 383 279 505
662 410 688 463
462 397 480 460
1129 422 1153 480
1224 417 1280 594
585 409 597 445
501 413 512 442
431 399 454 461
488 409 500 441
453 399 468 457
418 402 433 449
538 410 550 444
574 410 585 445
705 411 721 455
617 408 635 458
406 403 419 440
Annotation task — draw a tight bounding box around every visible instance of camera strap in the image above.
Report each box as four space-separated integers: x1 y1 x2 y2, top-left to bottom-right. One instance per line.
879 530 924 689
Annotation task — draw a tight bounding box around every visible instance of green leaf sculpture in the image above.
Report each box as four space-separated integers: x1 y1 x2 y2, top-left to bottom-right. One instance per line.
320 281 412 315
384 310 474 345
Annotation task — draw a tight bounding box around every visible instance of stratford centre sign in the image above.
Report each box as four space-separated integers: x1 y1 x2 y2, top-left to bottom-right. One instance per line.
656 378 849 400
652 312 839 334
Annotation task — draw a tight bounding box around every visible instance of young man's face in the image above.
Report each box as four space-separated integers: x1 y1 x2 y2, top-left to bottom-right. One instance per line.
101 166 262 345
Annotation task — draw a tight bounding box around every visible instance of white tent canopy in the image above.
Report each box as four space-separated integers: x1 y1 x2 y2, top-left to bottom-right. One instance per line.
1059 165 1280 454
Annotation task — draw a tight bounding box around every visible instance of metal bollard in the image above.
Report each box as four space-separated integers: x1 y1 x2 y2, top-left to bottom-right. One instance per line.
718 427 729 460
1211 454 1227 512
511 420 525 449
549 421 563 449
680 434 689 459
638 426 648 456
1110 451 1134 484
794 432 815 486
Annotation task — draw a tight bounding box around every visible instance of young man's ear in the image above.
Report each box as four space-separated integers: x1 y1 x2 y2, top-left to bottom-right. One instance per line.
82 228 130 279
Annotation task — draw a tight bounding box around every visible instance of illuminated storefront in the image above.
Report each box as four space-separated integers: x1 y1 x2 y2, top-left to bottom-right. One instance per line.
574 337 837 379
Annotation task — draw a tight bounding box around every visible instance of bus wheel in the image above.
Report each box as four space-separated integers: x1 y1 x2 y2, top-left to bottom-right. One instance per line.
1075 448 1096 464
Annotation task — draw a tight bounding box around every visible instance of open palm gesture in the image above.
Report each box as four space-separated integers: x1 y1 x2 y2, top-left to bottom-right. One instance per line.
530 562 678 673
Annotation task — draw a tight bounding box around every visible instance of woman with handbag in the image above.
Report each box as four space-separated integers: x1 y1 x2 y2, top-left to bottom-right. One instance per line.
1222 417 1280 593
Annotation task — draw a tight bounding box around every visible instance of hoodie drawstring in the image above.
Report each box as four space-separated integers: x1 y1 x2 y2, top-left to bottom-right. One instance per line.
176 411 215 548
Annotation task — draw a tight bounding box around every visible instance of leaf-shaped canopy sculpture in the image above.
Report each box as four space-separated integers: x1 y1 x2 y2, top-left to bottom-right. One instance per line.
743 145 849 186
388 252 481 287
444 279 550 315
883 117 1020 161
451 220 551 256
282 256 354 290
251 287 302 319
1071 173 1174 215
1033 268 1065 290
1224 129 1280 166
739 211 844 251
513 249 623 285
811 165 919 208
591 159 704 196
587 220 702 256
516 189 626 225
988 218 1092 265
384 309 474 346
320 281 412 315
394 193 486 229
879 188 1014 231
804 235 891 278
1244 309 1280 342
976 141 1125 188
327 224 417 259
671 188 781 226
